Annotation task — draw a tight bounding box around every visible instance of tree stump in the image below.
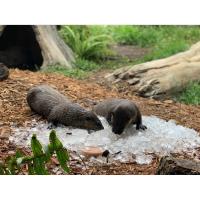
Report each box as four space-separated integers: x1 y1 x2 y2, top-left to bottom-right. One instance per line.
156 156 200 175
0 63 9 81
0 25 75 70
106 42 200 99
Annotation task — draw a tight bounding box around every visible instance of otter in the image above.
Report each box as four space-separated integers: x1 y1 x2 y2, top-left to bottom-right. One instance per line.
0 63 9 81
93 99 147 135
27 85 104 131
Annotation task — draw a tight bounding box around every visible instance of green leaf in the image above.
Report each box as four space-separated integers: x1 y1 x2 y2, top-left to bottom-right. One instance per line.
33 157 49 175
8 157 17 175
43 145 52 162
31 134 44 157
0 163 5 175
28 163 35 175
56 149 70 173
49 130 70 173
15 150 25 158
49 130 64 150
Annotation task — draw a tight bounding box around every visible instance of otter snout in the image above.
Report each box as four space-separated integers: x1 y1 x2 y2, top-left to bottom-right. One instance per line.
84 113 104 131
112 127 124 135
91 118 104 131
112 119 127 134
96 120 104 130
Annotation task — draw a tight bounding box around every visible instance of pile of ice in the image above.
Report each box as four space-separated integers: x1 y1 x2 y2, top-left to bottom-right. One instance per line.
9 116 200 165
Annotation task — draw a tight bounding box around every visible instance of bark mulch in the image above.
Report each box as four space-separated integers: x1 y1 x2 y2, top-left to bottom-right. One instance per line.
0 69 200 175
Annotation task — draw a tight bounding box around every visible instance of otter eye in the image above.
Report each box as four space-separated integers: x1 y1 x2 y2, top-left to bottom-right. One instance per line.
86 116 91 121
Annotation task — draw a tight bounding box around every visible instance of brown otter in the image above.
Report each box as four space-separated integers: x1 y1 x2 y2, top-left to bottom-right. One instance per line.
27 85 104 131
0 63 9 81
93 99 147 135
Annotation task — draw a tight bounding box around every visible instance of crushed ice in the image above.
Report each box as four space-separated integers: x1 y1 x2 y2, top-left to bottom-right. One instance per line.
9 116 200 165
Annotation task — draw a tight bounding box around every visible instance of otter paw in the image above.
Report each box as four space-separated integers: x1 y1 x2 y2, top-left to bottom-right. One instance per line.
136 124 147 130
140 124 147 130
47 123 57 129
87 130 95 134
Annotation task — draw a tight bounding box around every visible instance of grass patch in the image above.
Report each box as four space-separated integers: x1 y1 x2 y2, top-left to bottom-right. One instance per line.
108 25 200 61
42 59 102 79
75 58 100 71
144 39 189 61
42 65 87 80
177 81 200 105
109 26 161 47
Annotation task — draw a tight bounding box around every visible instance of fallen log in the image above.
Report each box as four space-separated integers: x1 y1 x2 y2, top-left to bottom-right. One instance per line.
106 42 200 99
156 156 200 175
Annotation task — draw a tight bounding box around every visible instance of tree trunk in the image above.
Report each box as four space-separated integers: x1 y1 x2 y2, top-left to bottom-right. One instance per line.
0 25 75 70
156 156 200 175
106 42 200 99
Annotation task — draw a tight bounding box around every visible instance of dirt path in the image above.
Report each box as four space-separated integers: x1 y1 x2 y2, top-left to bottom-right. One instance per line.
86 44 150 89
111 44 150 60
0 69 200 174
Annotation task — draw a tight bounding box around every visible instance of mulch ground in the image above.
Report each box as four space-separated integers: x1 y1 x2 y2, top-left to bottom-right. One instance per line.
0 69 200 175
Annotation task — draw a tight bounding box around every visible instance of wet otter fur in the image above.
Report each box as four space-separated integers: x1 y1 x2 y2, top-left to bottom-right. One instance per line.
27 85 103 131
93 99 147 134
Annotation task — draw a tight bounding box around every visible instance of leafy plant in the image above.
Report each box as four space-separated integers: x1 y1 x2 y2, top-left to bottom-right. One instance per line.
0 130 70 175
42 65 87 79
110 25 160 47
42 58 101 79
74 58 100 71
59 25 112 60
177 81 200 105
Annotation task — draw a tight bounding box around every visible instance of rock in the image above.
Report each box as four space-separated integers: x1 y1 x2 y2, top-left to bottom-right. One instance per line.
156 156 200 175
81 146 104 158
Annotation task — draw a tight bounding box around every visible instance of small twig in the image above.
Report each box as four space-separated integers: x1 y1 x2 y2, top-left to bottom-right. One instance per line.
72 150 87 170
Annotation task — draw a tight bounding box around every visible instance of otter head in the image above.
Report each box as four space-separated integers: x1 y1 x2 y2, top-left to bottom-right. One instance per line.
110 105 136 135
79 111 104 131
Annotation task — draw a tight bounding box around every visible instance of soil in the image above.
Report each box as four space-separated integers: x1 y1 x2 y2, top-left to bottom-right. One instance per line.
0 69 200 175
111 44 150 60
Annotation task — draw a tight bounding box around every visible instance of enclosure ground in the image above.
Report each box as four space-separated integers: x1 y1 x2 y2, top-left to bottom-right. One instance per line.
0 69 200 174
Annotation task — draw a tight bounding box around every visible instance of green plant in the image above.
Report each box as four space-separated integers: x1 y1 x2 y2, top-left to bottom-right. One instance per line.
42 65 87 79
110 26 160 47
144 39 188 61
177 81 200 105
59 25 112 60
42 58 102 79
74 58 100 71
0 130 70 175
